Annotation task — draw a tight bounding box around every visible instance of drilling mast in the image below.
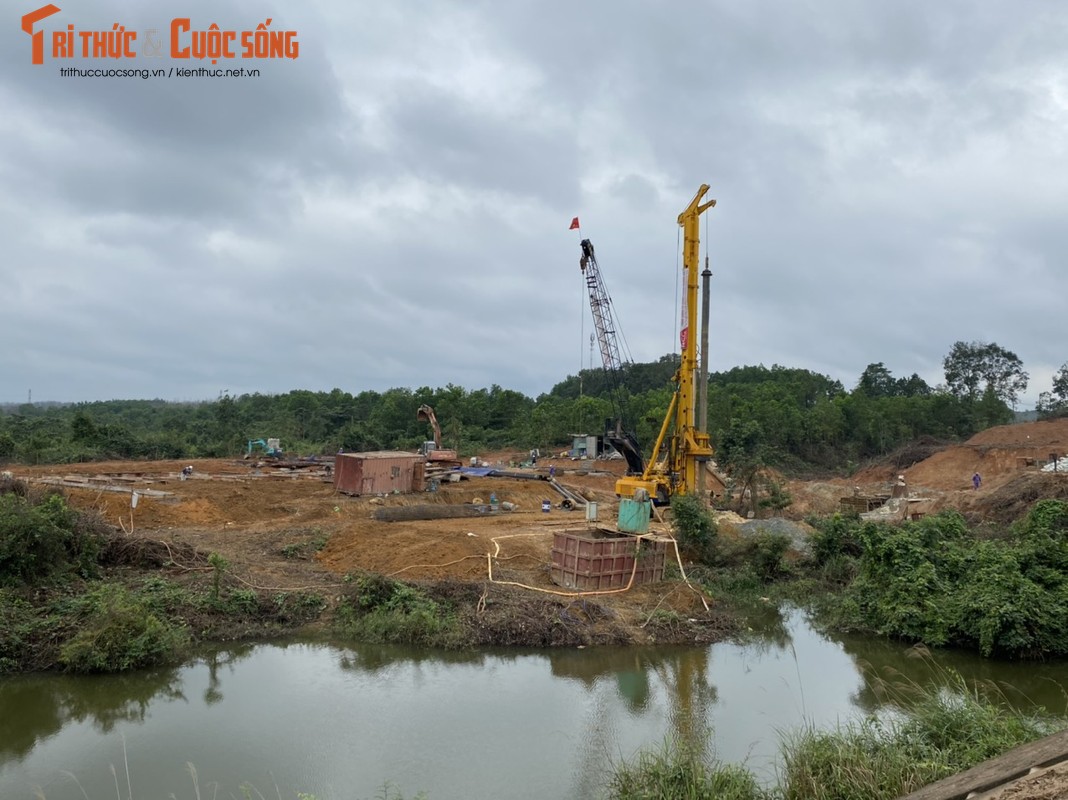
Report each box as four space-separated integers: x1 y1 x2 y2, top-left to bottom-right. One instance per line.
615 185 715 503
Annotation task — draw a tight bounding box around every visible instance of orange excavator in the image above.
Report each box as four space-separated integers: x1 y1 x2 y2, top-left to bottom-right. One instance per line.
416 405 459 464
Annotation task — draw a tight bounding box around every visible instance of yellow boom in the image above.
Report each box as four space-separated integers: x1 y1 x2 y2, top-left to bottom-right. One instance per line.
615 184 715 503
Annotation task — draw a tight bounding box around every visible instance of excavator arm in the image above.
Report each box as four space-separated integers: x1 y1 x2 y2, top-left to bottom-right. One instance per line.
416 404 459 465
416 404 442 449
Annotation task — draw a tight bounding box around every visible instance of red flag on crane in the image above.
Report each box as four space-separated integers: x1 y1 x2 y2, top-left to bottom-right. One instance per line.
569 217 580 230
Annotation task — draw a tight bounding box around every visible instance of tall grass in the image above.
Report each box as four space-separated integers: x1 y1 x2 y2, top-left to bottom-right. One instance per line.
609 657 1063 800
607 742 768 800
778 659 1058 799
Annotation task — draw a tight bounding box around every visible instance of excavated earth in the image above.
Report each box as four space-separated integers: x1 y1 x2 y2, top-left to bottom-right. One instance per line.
784 417 1068 522
9 419 1068 650
10 453 728 647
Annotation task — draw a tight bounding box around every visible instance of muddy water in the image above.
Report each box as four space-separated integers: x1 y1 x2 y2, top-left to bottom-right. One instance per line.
2 611 1066 800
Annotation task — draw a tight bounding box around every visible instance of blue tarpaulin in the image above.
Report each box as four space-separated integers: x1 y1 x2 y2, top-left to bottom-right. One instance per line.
457 467 498 477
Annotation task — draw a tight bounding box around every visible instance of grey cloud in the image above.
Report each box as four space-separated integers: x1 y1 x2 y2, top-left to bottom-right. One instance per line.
2 0 1067 404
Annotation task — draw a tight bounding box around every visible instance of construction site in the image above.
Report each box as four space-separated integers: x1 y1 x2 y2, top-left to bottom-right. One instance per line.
7 187 1068 798
8 183 1068 646
9 415 1068 642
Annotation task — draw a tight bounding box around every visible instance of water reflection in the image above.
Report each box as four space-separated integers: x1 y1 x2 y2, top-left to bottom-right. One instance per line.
3 615 1066 800
0 644 262 768
548 646 717 752
201 644 256 706
0 669 185 764
830 632 1068 716
337 642 490 673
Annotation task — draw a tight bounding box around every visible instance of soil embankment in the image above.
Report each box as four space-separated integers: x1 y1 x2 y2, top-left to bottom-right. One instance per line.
9 456 729 647
10 418 1068 649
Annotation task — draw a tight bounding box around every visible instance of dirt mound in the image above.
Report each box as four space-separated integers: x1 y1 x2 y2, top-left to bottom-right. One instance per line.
778 419 1068 527
853 437 953 479
967 472 1068 526
968 417 1068 449
849 419 1068 494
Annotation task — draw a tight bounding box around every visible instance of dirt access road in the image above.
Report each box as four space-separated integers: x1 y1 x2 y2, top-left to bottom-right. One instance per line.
10 418 1068 645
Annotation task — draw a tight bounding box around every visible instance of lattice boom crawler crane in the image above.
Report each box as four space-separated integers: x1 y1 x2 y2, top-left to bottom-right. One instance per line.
578 237 645 477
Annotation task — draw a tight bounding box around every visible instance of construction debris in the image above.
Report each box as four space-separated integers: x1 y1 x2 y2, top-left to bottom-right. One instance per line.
1042 456 1068 473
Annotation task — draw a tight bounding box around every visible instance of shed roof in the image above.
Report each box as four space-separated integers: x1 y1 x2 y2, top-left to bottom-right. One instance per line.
340 450 422 460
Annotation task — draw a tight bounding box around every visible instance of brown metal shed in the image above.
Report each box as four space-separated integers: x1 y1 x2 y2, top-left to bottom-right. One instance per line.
334 451 422 496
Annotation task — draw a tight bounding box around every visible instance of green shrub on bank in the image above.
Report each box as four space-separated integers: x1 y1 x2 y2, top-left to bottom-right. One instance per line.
59 583 188 672
335 574 461 647
0 588 41 671
813 501 1068 657
0 490 105 585
671 493 718 562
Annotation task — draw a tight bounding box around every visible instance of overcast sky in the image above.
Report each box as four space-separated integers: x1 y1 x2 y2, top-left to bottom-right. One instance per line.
3 1 1066 407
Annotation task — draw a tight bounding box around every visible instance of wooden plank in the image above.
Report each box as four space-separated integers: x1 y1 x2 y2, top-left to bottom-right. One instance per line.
30 478 173 497
899 730 1068 800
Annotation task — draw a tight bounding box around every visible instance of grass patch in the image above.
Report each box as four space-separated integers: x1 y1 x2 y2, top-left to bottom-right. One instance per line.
335 573 463 647
280 529 330 560
608 741 768 799
58 583 188 673
609 661 1061 800
778 663 1058 799
0 573 329 674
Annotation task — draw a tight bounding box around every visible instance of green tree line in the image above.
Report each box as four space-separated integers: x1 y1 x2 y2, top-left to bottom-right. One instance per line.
1 339 1060 472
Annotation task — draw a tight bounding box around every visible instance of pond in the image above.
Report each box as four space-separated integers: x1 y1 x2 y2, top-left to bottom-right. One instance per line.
2 609 1066 799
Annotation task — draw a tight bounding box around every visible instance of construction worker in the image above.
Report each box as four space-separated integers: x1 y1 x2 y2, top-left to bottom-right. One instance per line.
972 472 982 490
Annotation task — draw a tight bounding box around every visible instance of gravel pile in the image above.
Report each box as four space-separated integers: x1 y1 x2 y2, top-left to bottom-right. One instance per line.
736 517 815 556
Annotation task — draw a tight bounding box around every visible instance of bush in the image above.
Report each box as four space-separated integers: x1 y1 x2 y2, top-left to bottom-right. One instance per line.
749 532 792 581
809 513 863 565
336 574 460 647
59 584 187 673
831 503 1068 657
0 491 104 585
671 493 718 563
0 588 40 672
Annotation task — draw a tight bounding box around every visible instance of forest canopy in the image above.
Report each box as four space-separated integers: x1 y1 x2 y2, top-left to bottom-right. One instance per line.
6 341 1060 474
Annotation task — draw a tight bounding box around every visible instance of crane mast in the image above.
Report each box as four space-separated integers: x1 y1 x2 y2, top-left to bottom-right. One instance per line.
615 184 715 503
580 239 624 373
579 239 645 476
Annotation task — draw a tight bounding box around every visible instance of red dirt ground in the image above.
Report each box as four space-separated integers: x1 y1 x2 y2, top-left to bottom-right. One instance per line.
9 419 1068 635
10 456 715 637
783 418 1068 522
